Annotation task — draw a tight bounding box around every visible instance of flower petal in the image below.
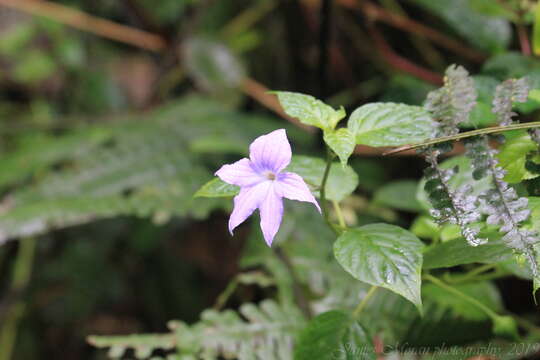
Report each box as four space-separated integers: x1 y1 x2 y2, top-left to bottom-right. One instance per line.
249 129 292 173
215 158 262 187
259 183 284 246
229 181 270 235
277 172 321 213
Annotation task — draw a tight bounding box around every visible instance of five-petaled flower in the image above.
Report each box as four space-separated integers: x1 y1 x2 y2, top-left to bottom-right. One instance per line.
215 129 321 246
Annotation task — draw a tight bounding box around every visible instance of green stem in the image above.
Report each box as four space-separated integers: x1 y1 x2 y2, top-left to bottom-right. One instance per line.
385 121 540 155
423 274 498 320
0 237 37 360
332 200 346 228
320 150 337 233
213 278 239 311
353 286 378 318
446 264 498 284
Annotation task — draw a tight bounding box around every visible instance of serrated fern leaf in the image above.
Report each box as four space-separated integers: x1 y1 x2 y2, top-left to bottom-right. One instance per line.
0 97 282 242
193 300 305 360
493 78 529 126
465 136 540 276
424 65 476 135
424 152 485 246
529 129 540 145
89 300 305 360
87 333 176 359
422 65 485 246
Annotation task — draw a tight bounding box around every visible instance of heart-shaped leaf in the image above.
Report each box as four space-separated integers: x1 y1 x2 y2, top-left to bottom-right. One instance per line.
273 91 345 130
348 103 436 147
334 223 424 313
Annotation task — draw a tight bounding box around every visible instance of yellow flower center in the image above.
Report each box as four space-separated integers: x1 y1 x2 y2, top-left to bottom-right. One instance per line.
264 171 276 180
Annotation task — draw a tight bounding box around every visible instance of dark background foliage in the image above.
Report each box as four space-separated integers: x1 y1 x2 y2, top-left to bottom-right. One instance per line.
0 0 538 359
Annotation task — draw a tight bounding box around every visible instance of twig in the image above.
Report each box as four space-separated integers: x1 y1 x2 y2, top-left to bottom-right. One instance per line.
339 0 486 63
379 0 445 69
517 24 532 56
384 121 540 155
368 26 443 85
0 0 475 158
0 0 167 51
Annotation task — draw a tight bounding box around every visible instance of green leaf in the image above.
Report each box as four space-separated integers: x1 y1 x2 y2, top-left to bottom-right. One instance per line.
412 0 511 53
334 224 424 312
534 2 540 56
323 128 356 167
0 97 285 240
492 315 520 340
287 156 358 202
273 91 345 130
348 103 436 147
373 180 423 212
423 233 512 269
497 130 539 183
194 178 239 198
410 215 440 240
294 310 375 360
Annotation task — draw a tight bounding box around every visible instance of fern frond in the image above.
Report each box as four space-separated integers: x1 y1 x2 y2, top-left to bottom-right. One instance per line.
87 333 176 359
529 129 540 145
89 300 305 360
421 65 485 246
493 78 529 126
0 97 283 242
192 300 305 359
424 65 476 135
424 151 485 246
465 136 539 276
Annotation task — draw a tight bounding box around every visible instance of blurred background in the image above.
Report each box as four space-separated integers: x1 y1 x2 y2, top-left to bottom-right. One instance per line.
0 0 538 359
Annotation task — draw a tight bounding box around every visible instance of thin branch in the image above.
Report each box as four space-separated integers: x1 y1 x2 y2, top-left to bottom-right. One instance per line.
384 121 540 155
517 24 532 56
338 0 486 63
368 26 443 85
0 0 167 51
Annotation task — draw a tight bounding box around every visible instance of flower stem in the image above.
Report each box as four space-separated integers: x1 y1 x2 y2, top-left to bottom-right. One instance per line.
384 121 540 155
353 285 378 318
423 274 498 319
320 150 337 233
445 264 498 284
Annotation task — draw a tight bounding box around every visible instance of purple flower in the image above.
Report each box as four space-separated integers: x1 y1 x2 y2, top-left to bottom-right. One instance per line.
215 129 321 246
